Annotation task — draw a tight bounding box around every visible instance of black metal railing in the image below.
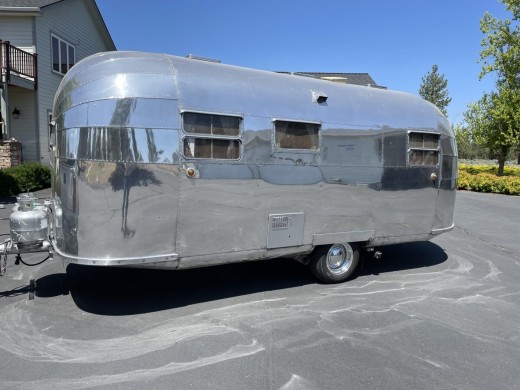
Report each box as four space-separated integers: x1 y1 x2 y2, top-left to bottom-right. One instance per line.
0 40 38 90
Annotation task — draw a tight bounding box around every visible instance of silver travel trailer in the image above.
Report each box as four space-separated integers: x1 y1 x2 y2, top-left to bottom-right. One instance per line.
1 52 457 283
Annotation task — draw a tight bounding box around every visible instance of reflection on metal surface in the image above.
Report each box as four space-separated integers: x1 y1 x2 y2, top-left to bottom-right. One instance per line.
58 127 179 163
108 163 162 238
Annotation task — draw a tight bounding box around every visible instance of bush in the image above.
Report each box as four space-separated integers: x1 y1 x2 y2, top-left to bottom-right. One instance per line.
459 163 520 177
457 169 520 196
0 162 51 196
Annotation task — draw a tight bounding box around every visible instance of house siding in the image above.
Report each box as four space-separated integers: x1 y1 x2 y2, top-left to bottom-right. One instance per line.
1 15 36 156
0 16 35 51
34 0 115 163
8 87 38 161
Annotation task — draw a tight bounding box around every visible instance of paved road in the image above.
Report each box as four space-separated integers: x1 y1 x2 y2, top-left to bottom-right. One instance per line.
0 190 519 390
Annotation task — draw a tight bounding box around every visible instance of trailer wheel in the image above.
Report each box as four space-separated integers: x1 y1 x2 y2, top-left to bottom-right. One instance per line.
309 243 359 283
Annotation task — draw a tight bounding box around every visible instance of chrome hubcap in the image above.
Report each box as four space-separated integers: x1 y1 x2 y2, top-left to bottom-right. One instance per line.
326 244 353 275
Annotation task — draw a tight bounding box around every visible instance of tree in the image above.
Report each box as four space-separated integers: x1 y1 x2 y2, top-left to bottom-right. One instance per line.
453 123 489 160
464 85 520 174
480 0 520 88
472 0 520 172
419 64 452 117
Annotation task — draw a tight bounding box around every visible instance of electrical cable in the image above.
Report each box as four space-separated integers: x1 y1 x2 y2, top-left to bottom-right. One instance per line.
16 255 50 267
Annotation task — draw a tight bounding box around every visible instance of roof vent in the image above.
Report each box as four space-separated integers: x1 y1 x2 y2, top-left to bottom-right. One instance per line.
185 54 221 63
312 90 328 104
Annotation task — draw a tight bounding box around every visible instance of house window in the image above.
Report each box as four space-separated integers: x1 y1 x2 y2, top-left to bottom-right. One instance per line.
51 34 75 75
182 112 241 160
408 132 440 166
274 120 320 150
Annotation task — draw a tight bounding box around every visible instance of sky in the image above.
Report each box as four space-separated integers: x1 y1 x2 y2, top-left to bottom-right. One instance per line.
96 0 514 125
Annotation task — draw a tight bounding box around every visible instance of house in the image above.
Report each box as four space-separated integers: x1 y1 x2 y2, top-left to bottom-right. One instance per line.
186 57 384 88
0 0 115 166
277 71 386 88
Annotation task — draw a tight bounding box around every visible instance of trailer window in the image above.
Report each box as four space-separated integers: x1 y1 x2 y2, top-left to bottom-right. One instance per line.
182 112 241 160
183 138 240 159
275 121 320 150
408 132 440 166
183 112 240 136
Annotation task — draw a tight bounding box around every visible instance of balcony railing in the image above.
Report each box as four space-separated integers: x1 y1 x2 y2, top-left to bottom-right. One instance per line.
0 40 38 90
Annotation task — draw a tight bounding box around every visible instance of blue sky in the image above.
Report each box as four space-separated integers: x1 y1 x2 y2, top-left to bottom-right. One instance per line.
96 0 513 125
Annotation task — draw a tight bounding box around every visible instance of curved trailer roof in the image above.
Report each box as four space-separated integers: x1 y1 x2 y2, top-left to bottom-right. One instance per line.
54 51 450 135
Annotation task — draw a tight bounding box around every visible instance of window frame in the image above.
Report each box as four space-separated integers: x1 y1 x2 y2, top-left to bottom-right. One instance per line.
51 33 76 76
272 118 321 152
181 111 242 161
407 130 440 166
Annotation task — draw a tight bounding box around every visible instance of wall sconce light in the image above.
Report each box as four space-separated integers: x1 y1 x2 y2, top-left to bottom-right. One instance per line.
12 107 20 119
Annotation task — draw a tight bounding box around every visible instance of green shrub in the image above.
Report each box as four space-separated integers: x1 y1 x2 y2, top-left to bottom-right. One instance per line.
459 163 520 177
457 170 520 195
0 162 51 196
0 169 19 197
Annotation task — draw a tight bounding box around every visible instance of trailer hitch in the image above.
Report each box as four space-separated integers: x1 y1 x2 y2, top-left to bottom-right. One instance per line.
1 239 53 300
0 239 53 276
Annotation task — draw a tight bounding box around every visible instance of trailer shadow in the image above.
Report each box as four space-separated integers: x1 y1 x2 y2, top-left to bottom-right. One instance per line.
22 241 448 315
63 258 315 315
358 241 448 277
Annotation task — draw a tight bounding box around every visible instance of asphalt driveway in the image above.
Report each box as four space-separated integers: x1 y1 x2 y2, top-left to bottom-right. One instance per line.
0 190 519 389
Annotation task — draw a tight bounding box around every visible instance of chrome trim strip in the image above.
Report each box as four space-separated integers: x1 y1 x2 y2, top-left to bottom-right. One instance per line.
53 242 178 266
272 117 321 125
431 223 455 235
179 107 244 117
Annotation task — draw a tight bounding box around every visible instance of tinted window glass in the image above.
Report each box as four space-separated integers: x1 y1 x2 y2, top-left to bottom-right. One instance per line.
275 121 320 150
408 132 440 166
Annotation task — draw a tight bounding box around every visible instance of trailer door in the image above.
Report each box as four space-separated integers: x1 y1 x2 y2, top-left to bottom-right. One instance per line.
380 131 441 237
406 131 441 233
176 112 265 260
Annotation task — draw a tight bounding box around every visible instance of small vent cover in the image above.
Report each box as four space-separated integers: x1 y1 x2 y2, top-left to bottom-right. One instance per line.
267 213 304 249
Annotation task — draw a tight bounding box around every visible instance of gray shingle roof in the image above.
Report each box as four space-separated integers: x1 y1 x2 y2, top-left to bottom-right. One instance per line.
0 0 115 50
0 0 61 8
278 71 383 88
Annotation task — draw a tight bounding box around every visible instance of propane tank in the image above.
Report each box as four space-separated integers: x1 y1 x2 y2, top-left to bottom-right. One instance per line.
10 193 48 248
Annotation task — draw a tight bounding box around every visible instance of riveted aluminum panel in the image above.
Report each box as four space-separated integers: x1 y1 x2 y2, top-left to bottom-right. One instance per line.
49 51 456 268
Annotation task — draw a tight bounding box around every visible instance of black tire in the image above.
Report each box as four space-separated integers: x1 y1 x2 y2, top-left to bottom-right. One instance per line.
309 242 359 283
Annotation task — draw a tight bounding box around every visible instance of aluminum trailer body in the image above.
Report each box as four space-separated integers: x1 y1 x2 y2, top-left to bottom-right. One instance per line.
3 51 457 283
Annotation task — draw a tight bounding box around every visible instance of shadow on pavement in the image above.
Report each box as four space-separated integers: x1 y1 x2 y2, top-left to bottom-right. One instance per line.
3 241 448 315
358 241 448 276
64 258 315 315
